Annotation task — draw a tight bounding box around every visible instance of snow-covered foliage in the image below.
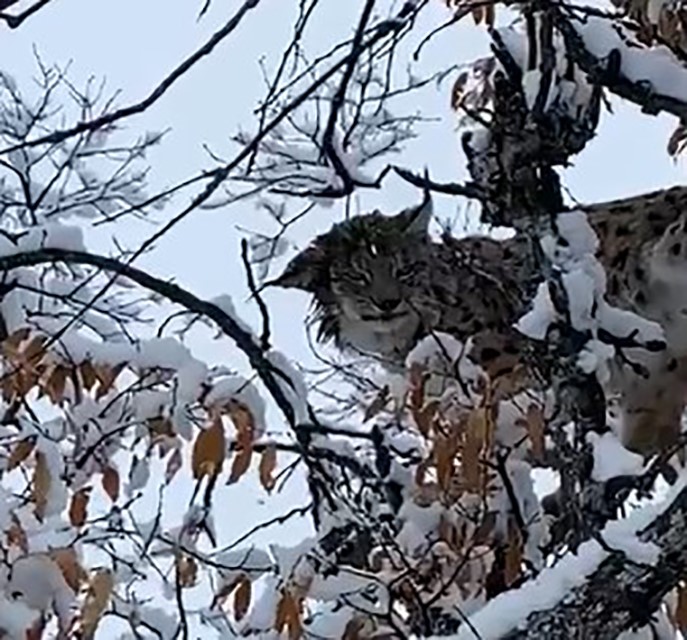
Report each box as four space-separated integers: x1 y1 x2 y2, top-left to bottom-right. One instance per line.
518 210 665 382
0 64 280 638
187 333 552 637
453 16 595 141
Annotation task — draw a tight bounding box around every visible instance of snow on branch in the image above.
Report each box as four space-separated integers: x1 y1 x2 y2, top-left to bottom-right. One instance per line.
0 246 307 429
452 476 687 640
453 10 601 226
517 209 666 377
553 4 687 120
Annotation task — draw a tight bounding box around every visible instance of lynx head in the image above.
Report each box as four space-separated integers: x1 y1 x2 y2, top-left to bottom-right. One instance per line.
272 194 434 361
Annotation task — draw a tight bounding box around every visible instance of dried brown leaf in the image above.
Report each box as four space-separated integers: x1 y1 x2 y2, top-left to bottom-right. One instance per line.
80 569 114 639
80 360 97 391
33 451 51 520
471 511 497 546
94 362 126 399
44 365 68 405
467 407 489 447
192 417 226 480
343 618 365 640
148 416 175 439
258 445 277 492
22 334 48 364
471 5 484 24
176 553 198 588
485 3 495 26
227 401 255 448
461 447 482 492
436 438 456 493
7 436 36 470
25 617 45 640
676 584 687 632
51 548 87 593
212 575 244 609
101 466 120 503
1 327 30 357
413 399 440 437
275 590 302 640
228 446 253 484
69 488 91 527
462 411 488 493
407 363 426 411
526 403 545 459
6 515 27 552
233 576 251 621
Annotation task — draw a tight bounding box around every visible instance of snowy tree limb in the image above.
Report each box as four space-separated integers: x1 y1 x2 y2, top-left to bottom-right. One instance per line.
467 482 687 640
0 247 302 426
552 6 687 120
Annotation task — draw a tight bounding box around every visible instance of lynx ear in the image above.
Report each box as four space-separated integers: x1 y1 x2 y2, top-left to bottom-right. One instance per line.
398 189 432 236
269 244 327 292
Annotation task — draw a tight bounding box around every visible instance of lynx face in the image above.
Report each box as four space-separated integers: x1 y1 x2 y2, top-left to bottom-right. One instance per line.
273 196 435 361
331 241 423 326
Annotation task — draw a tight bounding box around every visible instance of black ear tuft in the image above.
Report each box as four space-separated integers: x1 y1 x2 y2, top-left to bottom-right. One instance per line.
268 244 327 292
397 189 433 236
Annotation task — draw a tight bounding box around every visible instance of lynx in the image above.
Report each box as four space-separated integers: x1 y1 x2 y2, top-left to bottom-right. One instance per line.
273 186 687 455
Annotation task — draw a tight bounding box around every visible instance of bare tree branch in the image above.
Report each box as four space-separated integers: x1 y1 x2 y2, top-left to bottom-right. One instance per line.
0 0 53 28
0 0 262 153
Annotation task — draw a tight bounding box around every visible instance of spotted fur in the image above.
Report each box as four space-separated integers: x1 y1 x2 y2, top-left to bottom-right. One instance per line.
275 185 687 455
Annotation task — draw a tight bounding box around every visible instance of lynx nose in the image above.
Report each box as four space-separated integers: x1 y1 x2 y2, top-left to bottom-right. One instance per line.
375 298 401 313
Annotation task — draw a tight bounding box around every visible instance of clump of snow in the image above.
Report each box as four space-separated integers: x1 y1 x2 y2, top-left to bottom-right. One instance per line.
518 209 666 382
0 596 38 639
456 16 595 140
266 349 309 425
405 332 484 400
210 293 258 341
406 332 466 370
588 432 644 481
575 15 687 104
447 540 606 639
0 224 85 258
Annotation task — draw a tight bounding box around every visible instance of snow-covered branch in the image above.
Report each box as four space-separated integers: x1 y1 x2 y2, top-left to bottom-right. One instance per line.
0 246 307 428
553 5 687 120
456 478 687 639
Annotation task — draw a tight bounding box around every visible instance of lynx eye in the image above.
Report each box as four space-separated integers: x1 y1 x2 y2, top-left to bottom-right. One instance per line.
394 265 415 282
347 270 371 285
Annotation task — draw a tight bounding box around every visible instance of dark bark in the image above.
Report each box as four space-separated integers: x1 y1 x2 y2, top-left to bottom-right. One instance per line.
497 484 687 639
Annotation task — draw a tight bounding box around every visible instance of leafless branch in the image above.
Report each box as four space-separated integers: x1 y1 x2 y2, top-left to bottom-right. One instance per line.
0 0 263 153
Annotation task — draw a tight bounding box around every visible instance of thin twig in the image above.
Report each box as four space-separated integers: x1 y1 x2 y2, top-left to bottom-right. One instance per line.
241 238 271 351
